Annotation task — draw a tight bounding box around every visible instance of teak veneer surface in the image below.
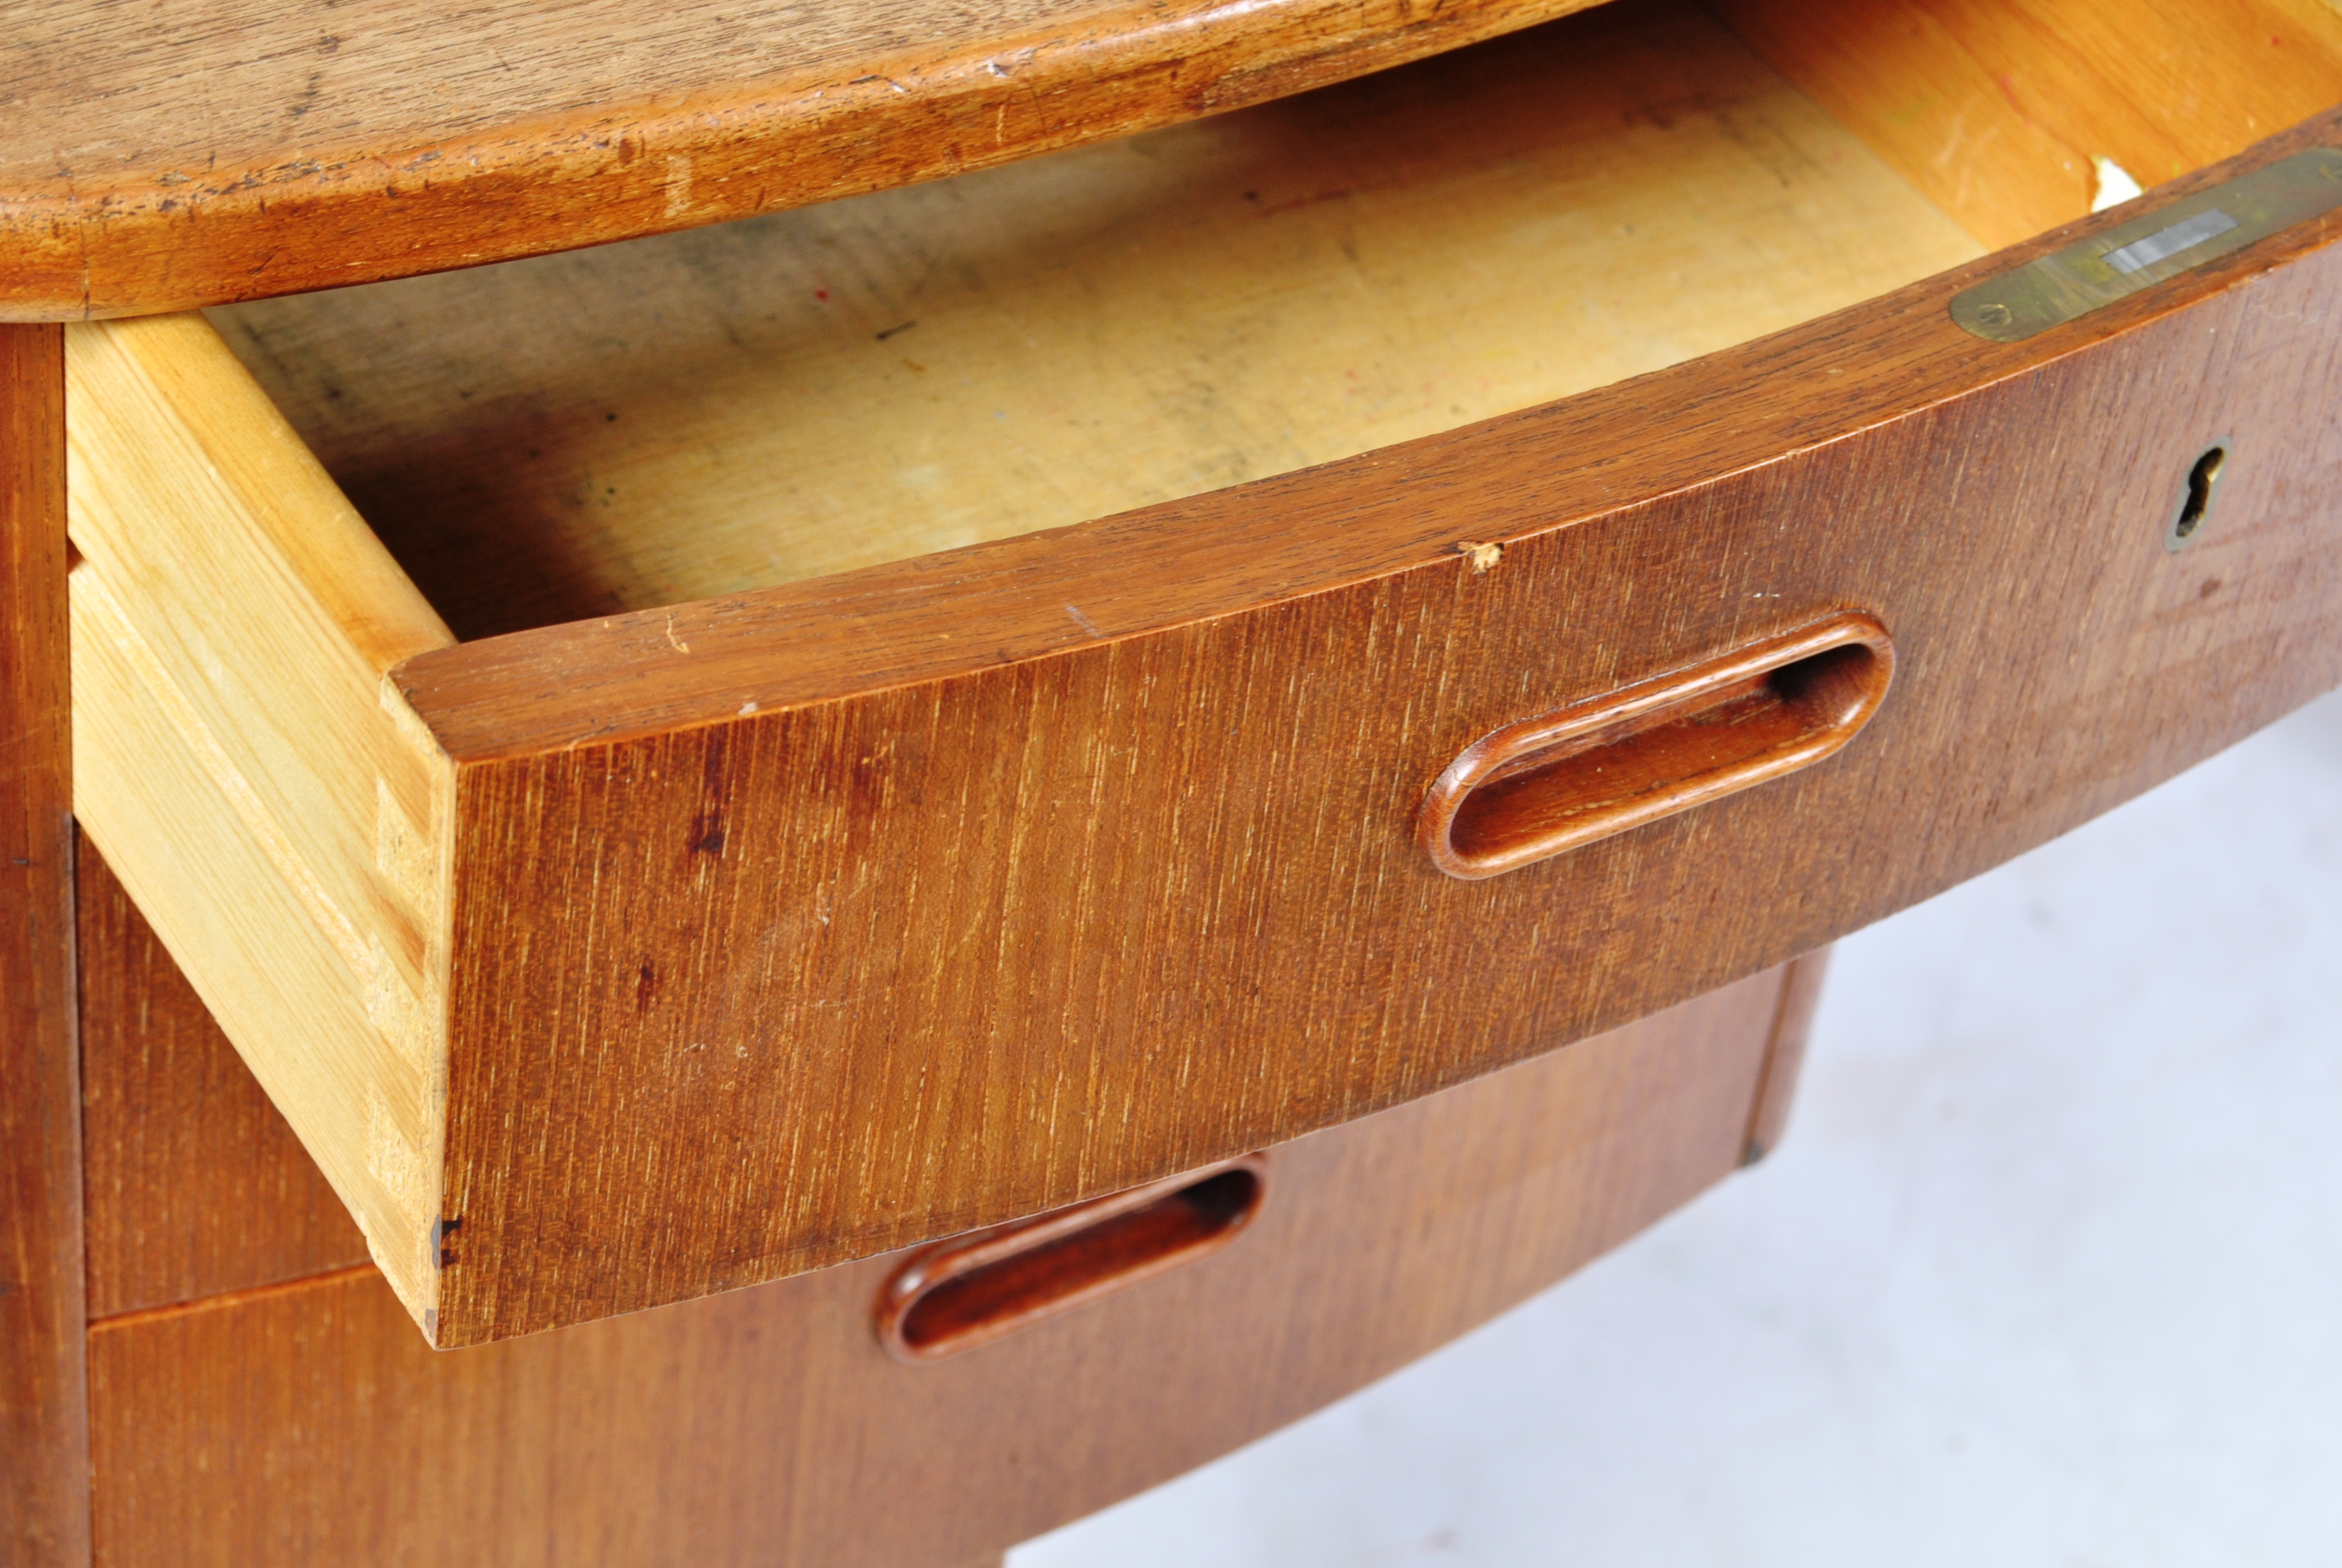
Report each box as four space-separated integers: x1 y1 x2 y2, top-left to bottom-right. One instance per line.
210 3 1983 637
78 842 369 1320
0 325 89 1566
374 112 2342 1343
0 0 1621 319
86 967 1787 1568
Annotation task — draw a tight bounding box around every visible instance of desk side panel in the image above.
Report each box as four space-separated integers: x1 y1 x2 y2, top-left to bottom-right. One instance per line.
0 323 90 1566
77 842 369 1319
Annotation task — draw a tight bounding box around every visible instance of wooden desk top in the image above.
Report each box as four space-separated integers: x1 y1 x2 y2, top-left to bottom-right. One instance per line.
0 0 1601 321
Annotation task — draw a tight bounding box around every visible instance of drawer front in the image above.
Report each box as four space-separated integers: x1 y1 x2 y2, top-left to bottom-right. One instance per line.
406 118 2342 1341
85 963 1794 1568
67 102 2342 1343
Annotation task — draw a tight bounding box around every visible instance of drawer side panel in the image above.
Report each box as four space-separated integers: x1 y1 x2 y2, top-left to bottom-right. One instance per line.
66 316 460 1328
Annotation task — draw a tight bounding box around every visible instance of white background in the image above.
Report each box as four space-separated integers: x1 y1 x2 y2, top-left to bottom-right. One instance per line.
1014 686 2342 1567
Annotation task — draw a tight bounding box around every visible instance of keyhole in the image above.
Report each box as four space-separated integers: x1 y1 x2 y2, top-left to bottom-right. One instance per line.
2176 448 2224 537
2167 442 2229 552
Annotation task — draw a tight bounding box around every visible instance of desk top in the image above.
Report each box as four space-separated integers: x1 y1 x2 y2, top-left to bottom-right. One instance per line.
0 0 1597 321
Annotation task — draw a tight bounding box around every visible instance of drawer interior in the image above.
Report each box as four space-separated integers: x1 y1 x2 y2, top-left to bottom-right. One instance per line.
197 0 2342 643
205 0 1980 640
61 0 2342 1344
197 0 2342 642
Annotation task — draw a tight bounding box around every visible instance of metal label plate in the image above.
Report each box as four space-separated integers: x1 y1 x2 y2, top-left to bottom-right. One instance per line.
1950 147 2342 342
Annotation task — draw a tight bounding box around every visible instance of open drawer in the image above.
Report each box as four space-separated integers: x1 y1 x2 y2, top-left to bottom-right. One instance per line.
64 0 2342 1344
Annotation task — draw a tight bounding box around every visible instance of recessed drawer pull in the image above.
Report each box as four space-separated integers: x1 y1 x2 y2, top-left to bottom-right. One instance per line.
875 1155 1269 1363
1419 612 1896 880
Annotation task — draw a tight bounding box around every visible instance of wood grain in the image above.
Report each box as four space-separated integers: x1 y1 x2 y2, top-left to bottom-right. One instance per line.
85 969 1785 1568
209 1 1983 640
0 0 1627 321
0 323 90 1565
77 842 368 1320
384 112 2342 1343
1711 0 2342 249
64 314 458 1327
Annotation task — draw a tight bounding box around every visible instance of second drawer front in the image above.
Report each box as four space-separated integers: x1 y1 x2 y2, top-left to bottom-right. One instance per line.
86 963 1794 1568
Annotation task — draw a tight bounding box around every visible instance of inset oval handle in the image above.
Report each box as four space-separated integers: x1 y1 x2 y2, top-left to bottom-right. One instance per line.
875 1155 1269 1363
1419 612 1894 880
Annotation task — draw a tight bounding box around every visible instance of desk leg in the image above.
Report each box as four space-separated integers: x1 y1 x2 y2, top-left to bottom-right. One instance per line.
1745 947 1830 1166
0 322 90 1566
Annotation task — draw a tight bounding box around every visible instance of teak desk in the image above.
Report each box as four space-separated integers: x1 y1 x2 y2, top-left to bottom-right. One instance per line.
6 0 2342 1560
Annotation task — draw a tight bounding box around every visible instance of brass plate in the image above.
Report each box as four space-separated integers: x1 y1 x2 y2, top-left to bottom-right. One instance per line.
1950 147 2342 343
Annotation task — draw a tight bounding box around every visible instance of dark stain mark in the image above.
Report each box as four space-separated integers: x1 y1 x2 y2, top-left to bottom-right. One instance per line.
689 812 727 856
2198 577 2224 598
287 67 328 121
875 320 917 341
432 1215 464 1270
689 732 730 857
637 960 661 1012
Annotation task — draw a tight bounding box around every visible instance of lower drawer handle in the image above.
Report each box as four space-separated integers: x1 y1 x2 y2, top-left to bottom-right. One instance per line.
1419 611 1895 880
874 1155 1269 1363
